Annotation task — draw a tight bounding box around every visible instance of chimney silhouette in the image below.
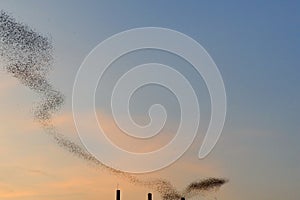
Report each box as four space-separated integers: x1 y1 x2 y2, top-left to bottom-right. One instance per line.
116 189 120 200
181 198 185 200
147 193 152 200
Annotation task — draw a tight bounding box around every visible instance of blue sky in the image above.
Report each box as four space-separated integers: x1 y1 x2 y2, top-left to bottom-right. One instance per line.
0 1 299 199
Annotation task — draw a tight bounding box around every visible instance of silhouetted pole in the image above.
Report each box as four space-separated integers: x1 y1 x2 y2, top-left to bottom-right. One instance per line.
116 189 121 200
148 193 152 200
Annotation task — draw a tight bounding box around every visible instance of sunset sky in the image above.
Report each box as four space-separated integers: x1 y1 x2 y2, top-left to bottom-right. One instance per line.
0 1 299 200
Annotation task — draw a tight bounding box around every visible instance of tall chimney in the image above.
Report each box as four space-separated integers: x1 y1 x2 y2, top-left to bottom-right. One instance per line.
147 193 152 200
116 189 121 200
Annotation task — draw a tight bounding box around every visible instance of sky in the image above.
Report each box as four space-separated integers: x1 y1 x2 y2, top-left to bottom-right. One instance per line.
0 0 299 199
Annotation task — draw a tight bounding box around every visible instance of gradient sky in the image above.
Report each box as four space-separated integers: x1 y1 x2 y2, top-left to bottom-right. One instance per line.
0 1 299 200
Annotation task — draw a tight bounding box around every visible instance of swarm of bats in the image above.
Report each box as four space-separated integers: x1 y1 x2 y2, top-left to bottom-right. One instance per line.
0 11 227 199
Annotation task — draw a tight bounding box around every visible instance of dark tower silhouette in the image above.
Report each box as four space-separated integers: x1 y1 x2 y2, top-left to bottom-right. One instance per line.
148 193 152 200
116 189 121 200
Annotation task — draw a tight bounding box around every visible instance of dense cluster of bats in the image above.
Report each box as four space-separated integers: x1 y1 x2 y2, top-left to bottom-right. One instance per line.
0 11 227 199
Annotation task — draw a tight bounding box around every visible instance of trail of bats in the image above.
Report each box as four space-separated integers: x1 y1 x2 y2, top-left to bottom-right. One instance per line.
0 11 227 199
